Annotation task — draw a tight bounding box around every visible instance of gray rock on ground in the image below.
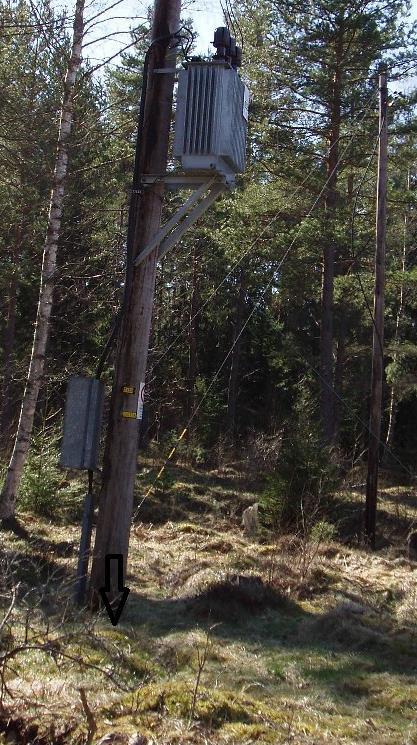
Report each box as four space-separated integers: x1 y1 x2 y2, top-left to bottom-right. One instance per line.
242 502 259 537
95 734 147 745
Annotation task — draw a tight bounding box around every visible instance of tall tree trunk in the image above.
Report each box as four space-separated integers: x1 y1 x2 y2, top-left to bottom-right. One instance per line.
384 385 397 456
384 272 405 458
384 169 409 461
0 0 85 522
0 234 18 449
187 245 199 423
333 124 353 445
320 30 343 445
227 268 246 439
333 312 347 442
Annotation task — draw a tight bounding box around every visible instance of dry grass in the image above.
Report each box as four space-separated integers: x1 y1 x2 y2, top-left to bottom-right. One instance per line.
1 462 417 743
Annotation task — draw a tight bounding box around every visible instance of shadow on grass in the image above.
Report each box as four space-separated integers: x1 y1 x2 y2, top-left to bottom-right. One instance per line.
136 490 214 524
1 514 76 556
135 465 414 542
0 542 74 605
146 461 263 492
327 489 413 545
135 462 264 524
0 716 73 745
118 583 417 692
378 487 417 512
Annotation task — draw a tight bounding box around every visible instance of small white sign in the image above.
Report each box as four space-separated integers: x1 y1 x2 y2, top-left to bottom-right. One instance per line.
137 382 145 420
243 86 250 122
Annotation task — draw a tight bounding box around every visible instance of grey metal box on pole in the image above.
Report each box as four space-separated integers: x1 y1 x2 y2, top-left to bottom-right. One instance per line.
60 376 104 471
174 60 249 178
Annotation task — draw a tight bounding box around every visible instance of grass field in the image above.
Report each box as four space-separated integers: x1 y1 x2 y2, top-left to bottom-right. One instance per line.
1 458 417 744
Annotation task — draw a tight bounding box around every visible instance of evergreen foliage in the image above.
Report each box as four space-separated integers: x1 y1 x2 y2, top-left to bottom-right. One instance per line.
1 0 417 517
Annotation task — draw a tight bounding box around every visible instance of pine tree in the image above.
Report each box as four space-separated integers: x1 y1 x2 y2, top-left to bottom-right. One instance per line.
233 0 415 443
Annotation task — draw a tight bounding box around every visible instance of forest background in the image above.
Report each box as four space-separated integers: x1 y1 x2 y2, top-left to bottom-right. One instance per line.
2 0 417 527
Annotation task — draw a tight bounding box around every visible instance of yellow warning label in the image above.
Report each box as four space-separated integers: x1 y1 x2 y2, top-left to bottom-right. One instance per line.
122 385 136 394
121 411 137 419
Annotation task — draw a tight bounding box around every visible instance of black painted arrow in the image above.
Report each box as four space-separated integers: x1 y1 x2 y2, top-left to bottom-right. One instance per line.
99 553 130 626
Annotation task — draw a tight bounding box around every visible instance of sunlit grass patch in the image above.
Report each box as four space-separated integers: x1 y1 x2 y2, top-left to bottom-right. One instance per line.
113 679 286 730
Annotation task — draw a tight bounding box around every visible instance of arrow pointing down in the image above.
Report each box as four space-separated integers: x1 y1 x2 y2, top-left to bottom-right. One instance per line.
99 553 130 626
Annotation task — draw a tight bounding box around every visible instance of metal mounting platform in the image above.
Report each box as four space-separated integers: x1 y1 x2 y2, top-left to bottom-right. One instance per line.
133 175 230 267
136 172 236 190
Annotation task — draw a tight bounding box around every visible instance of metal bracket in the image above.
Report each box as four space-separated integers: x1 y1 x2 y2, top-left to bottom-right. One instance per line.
133 176 229 267
153 68 178 74
135 172 236 190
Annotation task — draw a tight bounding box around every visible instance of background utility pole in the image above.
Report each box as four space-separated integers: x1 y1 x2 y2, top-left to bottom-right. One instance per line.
89 0 181 604
365 64 388 549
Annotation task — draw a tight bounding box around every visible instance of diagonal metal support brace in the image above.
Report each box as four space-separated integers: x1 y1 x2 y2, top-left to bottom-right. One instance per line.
133 177 227 267
158 183 225 260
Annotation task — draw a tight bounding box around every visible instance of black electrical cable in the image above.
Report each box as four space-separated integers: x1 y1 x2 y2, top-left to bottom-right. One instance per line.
95 316 120 379
225 0 244 51
219 0 234 39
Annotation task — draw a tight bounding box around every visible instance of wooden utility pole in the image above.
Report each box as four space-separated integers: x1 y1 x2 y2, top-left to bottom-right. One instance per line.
365 64 388 549
89 0 181 604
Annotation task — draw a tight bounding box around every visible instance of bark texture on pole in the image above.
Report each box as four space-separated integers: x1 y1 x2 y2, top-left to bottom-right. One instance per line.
0 0 85 521
365 66 388 549
89 0 181 604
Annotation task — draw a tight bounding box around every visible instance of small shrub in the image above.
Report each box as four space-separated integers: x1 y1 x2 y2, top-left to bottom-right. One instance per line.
188 442 208 465
260 424 339 532
20 427 84 520
153 468 176 497
310 520 337 544
159 429 208 466
20 428 62 517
